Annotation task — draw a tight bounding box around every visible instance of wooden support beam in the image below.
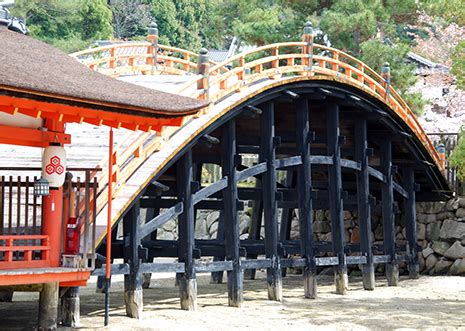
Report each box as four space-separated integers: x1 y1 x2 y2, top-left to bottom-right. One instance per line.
381 139 399 286
326 103 348 295
404 167 419 279
210 212 225 283
177 150 197 310
38 282 59 330
61 287 80 327
123 202 143 318
142 207 156 289
221 119 243 307
296 98 317 299
261 102 283 302
355 118 375 291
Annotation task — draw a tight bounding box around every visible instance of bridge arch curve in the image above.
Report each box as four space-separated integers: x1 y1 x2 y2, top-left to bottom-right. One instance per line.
101 76 449 311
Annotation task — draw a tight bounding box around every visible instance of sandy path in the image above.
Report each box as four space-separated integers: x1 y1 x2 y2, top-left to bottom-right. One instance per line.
1 274 464 330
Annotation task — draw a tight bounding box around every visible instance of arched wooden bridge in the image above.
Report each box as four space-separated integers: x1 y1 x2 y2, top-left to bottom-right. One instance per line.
71 25 450 315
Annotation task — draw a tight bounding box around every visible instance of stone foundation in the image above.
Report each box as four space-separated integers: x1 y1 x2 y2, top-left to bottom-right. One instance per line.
149 197 465 276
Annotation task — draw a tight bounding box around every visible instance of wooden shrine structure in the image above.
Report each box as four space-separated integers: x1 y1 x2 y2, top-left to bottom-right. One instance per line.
0 17 452 328
0 22 204 329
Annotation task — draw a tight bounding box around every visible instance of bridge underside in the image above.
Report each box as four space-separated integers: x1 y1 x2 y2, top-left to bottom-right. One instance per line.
98 81 449 314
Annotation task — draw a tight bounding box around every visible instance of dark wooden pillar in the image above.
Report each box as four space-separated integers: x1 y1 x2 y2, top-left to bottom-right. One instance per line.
404 167 419 279
296 98 317 298
355 119 375 290
261 101 283 302
326 103 348 295
244 185 262 280
61 287 80 327
38 282 59 330
210 212 225 283
221 119 243 307
381 139 398 286
142 207 156 289
177 150 197 310
123 201 143 318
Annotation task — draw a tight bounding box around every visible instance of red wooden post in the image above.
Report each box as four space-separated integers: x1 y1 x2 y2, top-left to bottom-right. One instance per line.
197 48 210 100
41 120 65 267
302 21 314 71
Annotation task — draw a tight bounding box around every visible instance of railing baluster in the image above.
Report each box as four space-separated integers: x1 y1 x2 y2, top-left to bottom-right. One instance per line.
83 171 90 263
0 176 4 235
33 176 37 235
8 176 12 235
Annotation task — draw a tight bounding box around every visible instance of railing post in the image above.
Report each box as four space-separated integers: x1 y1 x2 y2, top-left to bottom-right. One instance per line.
302 21 314 73
147 21 159 74
197 48 210 101
437 143 446 175
381 62 391 101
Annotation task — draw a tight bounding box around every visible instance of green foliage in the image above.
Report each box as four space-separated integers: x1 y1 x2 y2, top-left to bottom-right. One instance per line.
360 40 425 115
451 41 465 90
79 0 113 41
10 0 113 53
319 0 383 55
450 129 465 181
420 0 465 26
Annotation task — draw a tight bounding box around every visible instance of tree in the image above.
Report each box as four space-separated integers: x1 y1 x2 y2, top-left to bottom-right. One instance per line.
420 0 465 26
360 40 426 116
79 0 113 41
319 0 381 55
110 0 153 39
450 129 465 181
451 41 465 90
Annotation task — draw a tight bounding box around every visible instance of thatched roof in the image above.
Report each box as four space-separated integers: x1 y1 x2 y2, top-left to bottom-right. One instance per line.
0 26 207 118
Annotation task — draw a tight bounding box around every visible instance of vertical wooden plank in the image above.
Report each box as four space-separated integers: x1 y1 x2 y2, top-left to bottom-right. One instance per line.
326 103 348 295
25 176 29 235
177 150 197 310
33 176 37 235
261 101 283 302
8 176 12 234
0 176 4 235
296 98 317 299
381 139 398 286
210 211 225 283
279 171 294 278
142 206 156 289
16 176 21 235
221 119 243 307
244 181 263 280
404 167 419 279
123 201 143 318
355 119 375 290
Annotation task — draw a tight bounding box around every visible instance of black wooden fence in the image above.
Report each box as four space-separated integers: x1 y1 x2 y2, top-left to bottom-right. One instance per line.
427 132 463 195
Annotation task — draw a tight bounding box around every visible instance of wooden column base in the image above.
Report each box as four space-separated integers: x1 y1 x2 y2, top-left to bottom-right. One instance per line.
334 270 348 295
362 264 375 290
267 267 283 302
227 268 243 307
303 269 317 299
386 263 399 286
142 273 152 289
61 287 80 327
179 277 197 311
408 262 420 279
124 288 143 319
38 282 59 330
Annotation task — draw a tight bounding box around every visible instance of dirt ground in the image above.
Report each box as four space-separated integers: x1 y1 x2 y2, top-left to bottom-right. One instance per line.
1 273 464 330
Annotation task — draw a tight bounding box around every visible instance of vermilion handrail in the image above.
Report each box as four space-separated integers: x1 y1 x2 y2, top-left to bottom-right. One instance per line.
72 37 444 230
0 234 50 269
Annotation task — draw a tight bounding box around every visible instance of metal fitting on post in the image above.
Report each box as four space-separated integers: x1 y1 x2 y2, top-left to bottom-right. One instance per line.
147 21 159 73
302 21 314 72
381 62 391 100
197 48 210 100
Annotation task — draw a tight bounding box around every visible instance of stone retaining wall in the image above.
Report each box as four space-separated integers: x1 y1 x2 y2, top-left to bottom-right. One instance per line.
152 197 465 276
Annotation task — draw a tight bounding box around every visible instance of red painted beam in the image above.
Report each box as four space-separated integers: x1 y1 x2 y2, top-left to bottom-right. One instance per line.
0 124 71 147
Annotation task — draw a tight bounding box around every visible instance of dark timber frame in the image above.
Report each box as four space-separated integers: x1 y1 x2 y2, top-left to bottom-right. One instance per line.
93 80 450 318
